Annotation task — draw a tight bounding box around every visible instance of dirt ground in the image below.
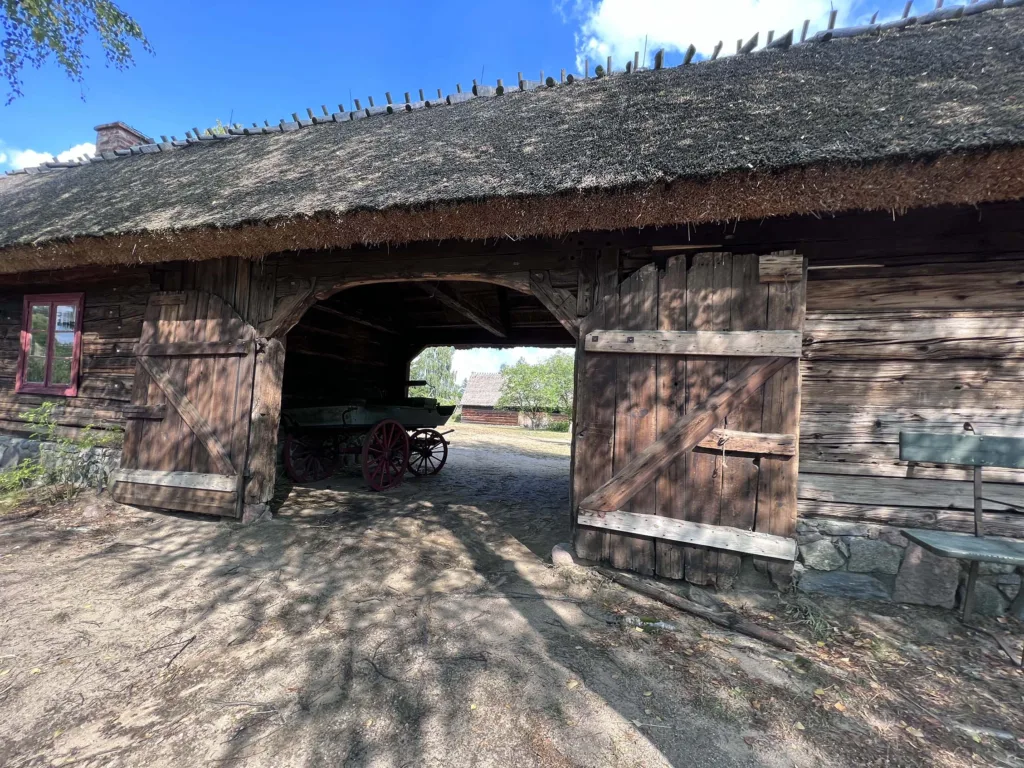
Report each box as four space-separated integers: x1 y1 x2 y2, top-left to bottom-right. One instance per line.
1 424 1023 767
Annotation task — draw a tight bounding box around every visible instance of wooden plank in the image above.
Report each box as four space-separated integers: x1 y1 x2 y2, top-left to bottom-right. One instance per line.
697 429 794 456
122 404 166 420
581 355 789 514
901 529 1024 567
756 252 805 587
798 459 1024 485
798 472 1024 512
899 432 1024 469
683 252 730 585
608 265 657 575
574 248 619 561
530 271 580 340
150 293 187 306
759 254 804 283
578 509 797 561
655 252 687 579
136 355 235 475
244 337 285 506
803 311 1024 361
110 468 237 492
418 282 506 338
134 341 252 356
806 270 1024 311
799 501 1024 538
585 329 801 357
718 254 769 587
110 482 239 517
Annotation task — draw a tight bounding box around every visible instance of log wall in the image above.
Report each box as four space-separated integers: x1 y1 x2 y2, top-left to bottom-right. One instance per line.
461 407 519 426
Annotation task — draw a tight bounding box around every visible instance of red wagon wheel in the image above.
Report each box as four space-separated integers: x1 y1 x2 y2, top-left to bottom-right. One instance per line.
283 432 339 483
361 419 409 491
408 428 448 476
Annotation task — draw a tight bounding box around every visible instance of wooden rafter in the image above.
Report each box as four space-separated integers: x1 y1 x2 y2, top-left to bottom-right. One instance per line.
418 283 506 338
579 356 789 514
530 271 580 340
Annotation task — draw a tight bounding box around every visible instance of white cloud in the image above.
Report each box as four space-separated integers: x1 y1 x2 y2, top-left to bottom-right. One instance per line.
452 347 574 384
55 142 96 163
1 140 95 170
569 0 849 70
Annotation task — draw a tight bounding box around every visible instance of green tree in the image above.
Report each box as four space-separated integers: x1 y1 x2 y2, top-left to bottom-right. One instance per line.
409 346 461 405
2 1 152 103
496 351 575 425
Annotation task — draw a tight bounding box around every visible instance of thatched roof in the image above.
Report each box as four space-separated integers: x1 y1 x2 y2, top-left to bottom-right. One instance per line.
461 373 505 407
2 4 1024 273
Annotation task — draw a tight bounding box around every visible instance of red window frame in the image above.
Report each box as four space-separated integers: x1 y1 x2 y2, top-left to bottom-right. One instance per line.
16 293 85 397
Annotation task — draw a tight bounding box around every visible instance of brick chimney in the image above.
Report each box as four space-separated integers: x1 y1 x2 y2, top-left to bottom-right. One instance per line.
94 122 154 154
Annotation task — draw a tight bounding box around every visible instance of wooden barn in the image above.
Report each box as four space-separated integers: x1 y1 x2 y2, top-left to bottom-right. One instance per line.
460 373 519 426
2 6 1024 598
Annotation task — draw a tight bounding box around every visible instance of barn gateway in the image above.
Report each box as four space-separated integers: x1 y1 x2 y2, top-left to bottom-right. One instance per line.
1 7 1024 604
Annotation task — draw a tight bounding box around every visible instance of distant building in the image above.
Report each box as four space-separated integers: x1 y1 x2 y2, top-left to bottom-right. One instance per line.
460 372 569 427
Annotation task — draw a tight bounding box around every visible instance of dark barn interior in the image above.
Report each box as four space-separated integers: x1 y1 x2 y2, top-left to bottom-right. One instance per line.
281 278 575 408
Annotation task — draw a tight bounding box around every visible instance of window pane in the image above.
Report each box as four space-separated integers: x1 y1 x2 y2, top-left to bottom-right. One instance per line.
53 331 75 357
55 304 77 332
30 304 50 332
30 330 49 357
27 356 46 383
50 357 72 385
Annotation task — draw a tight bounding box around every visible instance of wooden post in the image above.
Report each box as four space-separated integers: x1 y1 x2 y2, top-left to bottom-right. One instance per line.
243 337 286 522
963 560 980 621
974 464 985 537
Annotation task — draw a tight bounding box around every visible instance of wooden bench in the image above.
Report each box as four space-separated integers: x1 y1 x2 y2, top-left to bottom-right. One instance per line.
899 432 1024 654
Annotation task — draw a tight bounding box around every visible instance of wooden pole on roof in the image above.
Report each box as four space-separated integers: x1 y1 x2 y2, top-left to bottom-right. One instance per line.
767 30 774 44
870 11 878 23
419 88 425 100
560 68 565 83
828 9 838 28
385 92 393 104
801 19 810 41
653 49 665 69
711 41 723 60
736 39 742 54
903 1 913 17
683 44 696 65
633 51 639 71
607 55 612 74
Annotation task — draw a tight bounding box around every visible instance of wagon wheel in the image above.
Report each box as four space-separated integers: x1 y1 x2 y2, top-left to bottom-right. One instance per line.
408 428 448 476
283 432 340 483
361 419 410 491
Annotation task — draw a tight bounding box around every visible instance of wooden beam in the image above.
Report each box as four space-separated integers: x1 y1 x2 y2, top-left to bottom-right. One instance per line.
418 283 506 338
110 468 237 492
245 337 286 509
580 356 789 513
136 356 236 475
122 404 166 421
308 303 400 335
696 428 796 456
134 341 253 356
759 254 804 282
585 330 801 357
260 278 317 338
580 510 797 560
530 271 580 340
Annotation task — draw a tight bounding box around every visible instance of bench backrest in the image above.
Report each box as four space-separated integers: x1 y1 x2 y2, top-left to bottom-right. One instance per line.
899 432 1024 469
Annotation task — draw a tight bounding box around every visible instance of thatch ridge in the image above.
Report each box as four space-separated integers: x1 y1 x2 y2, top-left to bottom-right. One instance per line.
1 6 1024 271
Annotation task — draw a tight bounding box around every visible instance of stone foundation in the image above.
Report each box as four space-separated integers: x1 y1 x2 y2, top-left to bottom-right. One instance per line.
795 518 1023 618
0 435 120 489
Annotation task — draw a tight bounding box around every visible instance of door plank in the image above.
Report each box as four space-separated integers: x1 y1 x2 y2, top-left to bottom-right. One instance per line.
655 252 688 578
136 355 235 475
110 468 236 492
580 355 789 514
574 248 619 561
578 509 797 561
585 330 800 357
110 482 239 517
719 254 768 587
134 341 252 356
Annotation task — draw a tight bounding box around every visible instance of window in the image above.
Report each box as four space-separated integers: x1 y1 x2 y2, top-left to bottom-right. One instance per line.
16 294 84 396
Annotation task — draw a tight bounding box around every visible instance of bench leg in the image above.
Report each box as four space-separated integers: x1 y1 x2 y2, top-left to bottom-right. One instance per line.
962 560 980 623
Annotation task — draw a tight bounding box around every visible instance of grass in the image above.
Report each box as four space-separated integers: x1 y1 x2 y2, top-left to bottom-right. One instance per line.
446 422 571 459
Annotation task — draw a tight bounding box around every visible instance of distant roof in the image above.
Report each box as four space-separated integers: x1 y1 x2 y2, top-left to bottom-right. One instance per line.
2 4 1024 273
461 373 505 407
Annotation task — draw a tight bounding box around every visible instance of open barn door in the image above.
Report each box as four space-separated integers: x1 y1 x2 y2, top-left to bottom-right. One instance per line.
573 252 805 587
110 291 257 518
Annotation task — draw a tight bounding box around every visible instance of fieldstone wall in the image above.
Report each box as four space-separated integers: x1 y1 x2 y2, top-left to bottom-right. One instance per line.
795 518 1024 618
0 434 120 489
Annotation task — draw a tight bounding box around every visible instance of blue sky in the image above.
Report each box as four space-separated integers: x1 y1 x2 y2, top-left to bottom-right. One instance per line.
3 0 900 167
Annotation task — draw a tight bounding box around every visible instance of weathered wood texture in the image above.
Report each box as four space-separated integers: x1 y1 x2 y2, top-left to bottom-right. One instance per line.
575 252 804 584
114 289 258 518
798 256 1024 537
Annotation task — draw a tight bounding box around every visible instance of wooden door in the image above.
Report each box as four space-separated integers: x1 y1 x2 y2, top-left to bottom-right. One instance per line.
110 291 257 518
573 252 805 586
